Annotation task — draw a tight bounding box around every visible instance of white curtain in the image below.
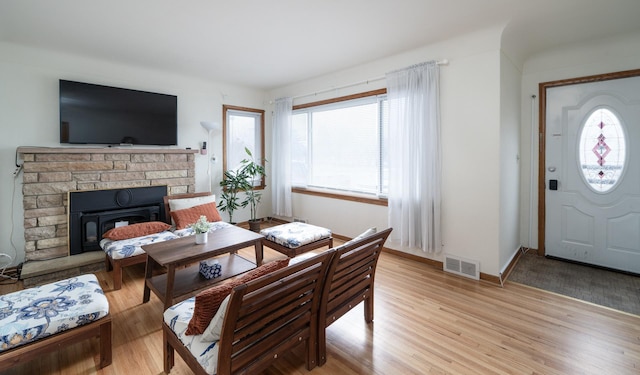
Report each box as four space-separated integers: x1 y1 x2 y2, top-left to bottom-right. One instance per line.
386 61 441 253
271 97 293 217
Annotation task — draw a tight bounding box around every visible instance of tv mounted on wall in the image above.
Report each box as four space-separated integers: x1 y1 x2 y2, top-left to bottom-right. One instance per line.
60 80 178 146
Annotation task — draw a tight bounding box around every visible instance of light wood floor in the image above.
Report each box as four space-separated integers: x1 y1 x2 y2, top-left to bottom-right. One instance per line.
1 244 639 375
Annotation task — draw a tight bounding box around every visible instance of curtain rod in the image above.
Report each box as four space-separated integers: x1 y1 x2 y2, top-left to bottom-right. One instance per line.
285 59 449 101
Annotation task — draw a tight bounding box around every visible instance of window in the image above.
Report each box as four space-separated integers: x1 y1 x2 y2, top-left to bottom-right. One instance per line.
292 89 388 197
223 105 265 188
578 107 626 193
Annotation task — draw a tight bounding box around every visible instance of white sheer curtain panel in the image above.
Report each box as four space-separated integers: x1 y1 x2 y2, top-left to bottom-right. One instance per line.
271 97 293 217
386 61 441 253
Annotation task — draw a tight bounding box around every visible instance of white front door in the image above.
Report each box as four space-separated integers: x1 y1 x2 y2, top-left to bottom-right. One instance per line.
545 75 640 274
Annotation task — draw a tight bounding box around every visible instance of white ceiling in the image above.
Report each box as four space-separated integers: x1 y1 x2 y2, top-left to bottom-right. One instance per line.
1 0 639 90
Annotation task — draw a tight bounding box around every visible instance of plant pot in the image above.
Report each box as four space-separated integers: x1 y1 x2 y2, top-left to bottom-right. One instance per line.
195 232 208 244
248 219 261 233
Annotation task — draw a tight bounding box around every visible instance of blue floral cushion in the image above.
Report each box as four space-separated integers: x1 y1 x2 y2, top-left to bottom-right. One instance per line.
0 274 109 352
260 222 331 249
100 230 179 260
164 298 219 374
100 222 234 260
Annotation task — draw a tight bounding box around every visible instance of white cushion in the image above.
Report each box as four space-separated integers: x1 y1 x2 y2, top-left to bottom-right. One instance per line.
353 227 377 241
168 194 216 212
163 297 220 374
201 294 230 342
336 227 377 251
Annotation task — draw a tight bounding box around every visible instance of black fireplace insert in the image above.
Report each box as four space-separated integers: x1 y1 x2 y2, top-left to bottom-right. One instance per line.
68 185 168 255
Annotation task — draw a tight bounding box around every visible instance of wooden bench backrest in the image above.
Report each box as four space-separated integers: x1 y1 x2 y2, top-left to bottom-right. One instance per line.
316 227 391 365
162 192 212 224
321 227 392 328
217 249 336 375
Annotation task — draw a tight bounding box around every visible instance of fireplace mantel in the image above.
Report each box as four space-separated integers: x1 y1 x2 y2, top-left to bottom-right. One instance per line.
19 146 198 262
17 146 198 154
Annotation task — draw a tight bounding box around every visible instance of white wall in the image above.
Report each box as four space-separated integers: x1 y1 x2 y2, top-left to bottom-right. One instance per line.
268 26 508 276
499 51 522 274
519 30 640 251
0 42 266 266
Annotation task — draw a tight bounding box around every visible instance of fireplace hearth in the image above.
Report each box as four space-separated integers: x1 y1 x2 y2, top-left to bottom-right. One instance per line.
69 185 168 255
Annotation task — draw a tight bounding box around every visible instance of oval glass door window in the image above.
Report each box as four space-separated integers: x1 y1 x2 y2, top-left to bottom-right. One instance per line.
578 108 626 192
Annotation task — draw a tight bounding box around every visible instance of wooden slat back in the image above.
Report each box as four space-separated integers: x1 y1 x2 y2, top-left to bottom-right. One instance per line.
217 249 335 375
321 228 392 327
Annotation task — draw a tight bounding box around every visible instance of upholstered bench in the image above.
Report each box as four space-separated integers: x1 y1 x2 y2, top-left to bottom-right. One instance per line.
101 228 179 290
260 222 333 258
100 192 225 290
0 273 112 370
163 254 334 374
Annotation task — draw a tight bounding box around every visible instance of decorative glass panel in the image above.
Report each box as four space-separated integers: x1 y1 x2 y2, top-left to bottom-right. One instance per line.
578 108 626 192
85 221 97 242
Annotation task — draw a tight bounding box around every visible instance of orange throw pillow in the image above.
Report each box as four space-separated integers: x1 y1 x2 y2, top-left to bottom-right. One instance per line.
102 221 171 240
185 279 243 335
170 202 222 230
185 258 290 335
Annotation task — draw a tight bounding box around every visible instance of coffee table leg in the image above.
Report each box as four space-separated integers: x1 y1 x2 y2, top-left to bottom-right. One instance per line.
143 257 155 303
164 265 176 310
255 240 263 266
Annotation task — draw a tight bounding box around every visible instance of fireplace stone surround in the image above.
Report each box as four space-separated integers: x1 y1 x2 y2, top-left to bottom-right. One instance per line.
17 147 198 285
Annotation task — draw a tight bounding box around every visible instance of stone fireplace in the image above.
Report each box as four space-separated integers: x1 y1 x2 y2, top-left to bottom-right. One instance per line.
17 147 198 284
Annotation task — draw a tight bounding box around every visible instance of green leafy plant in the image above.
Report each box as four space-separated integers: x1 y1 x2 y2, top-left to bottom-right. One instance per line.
217 168 251 224
189 215 210 234
239 147 267 222
216 147 266 225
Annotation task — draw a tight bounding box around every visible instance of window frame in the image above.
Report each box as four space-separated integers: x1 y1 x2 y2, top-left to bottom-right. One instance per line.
291 88 388 206
222 104 266 190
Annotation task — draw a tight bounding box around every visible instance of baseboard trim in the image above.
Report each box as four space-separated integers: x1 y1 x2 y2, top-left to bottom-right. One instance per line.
381 247 442 268
500 247 525 282
381 247 511 286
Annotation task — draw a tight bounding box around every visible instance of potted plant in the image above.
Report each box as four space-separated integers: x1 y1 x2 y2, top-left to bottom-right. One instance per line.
190 215 210 244
217 147 266 230
238 147 267 232
217 168 251 224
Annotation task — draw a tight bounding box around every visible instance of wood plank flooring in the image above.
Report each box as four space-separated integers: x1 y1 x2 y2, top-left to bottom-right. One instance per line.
1 244 639 375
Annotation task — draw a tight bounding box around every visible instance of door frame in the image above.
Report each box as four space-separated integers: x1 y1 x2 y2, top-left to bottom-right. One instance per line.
537 68 640 256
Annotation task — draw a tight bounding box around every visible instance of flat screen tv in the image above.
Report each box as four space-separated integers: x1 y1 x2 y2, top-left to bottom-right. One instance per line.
60 80 178 146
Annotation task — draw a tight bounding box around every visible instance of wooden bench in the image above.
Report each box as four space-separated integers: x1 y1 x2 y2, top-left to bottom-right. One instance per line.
318 227 392 366
163 249 335 375
0 274 112 371
103 192 212 290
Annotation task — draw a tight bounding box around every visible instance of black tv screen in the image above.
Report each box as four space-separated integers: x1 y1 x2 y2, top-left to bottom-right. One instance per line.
60 80 178 146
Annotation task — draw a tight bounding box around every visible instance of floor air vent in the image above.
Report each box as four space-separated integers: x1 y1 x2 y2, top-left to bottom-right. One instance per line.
444 254 479 280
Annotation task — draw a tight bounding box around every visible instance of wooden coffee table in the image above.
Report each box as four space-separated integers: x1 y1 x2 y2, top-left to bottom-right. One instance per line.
141 225 264 309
